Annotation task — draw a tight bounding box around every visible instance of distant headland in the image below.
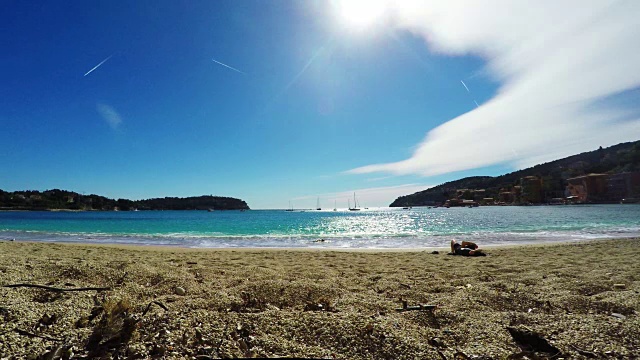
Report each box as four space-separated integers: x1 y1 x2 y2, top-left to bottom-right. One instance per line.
0 190 249 211
391 140 640 207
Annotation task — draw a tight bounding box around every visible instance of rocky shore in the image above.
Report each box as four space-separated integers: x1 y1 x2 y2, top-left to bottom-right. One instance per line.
1 239 638 359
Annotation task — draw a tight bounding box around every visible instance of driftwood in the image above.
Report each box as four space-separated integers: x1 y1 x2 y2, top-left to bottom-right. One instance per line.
2 283 111 292
141 301 169 317
395 304 437 312
13 328 64 342
570 344 598 358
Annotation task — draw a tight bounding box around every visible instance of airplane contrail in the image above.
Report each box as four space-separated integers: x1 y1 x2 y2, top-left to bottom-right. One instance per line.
460 80 470 93
474 100 480 108
212 58 246 74
258 43 330 116
281 47 323 94
84 54 114 77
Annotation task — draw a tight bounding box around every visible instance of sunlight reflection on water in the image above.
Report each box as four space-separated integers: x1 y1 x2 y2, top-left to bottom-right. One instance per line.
1 206 639 248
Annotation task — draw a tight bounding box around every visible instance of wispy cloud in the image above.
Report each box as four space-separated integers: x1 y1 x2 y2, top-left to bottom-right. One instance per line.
349 1 640 177
365 176 395 182
211 58 246 74
293 183 434 207
96 104 122 130
84 54 113 77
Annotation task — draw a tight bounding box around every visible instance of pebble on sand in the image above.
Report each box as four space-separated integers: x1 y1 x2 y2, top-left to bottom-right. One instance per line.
174 286 186 296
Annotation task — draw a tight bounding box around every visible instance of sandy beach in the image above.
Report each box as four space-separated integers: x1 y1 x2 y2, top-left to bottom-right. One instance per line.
1 239 638 359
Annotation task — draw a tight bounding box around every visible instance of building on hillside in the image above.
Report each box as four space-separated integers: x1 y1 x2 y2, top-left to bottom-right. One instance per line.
497 186 522 204
481 197 495 205
444 198 460 207
520 176 543 203
455 189 475 200
565 173 608 203
513 186 522 194
461 199 478 207
499 190 514 204
544 190 566 202
607 172 640 201
549 198 565 205
565 182 586 202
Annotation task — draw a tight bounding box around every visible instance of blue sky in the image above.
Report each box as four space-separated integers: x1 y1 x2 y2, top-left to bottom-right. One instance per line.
2 1 639 209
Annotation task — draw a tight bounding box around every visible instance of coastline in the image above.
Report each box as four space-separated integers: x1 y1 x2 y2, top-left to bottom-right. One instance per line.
1 238 638 358
1 232 635 252
3 205 640 250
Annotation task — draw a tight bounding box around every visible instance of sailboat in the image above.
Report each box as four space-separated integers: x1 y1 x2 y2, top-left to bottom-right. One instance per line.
333 200 337 211
285 201 294 211
349 192 361 211
316 197 321 211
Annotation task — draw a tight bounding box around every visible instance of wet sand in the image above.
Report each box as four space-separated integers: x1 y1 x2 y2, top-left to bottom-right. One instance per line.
1 239 638 359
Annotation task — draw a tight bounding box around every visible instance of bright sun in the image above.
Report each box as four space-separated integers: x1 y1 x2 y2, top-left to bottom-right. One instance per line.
334 0 388 31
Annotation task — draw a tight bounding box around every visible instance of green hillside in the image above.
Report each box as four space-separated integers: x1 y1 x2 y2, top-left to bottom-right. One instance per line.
0 190 249 211
390 140 640 207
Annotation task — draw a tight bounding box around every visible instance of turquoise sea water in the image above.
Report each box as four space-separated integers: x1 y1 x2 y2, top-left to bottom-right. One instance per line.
1 205 639 248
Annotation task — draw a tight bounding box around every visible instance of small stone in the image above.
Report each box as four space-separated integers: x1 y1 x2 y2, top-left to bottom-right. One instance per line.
613 283 626 289
429 337 444 347
431 250 439 254
174 286 186 295
611 312 626 319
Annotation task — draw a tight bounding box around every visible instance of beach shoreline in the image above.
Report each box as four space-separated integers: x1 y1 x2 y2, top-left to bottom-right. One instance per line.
1 238 638 358
0 234 630 253
3 205 639 250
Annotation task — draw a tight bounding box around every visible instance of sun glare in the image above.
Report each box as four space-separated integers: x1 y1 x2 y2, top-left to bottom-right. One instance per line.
334 0 388 31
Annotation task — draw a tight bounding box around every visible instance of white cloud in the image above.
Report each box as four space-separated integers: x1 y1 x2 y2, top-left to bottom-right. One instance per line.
349 1 640 176
293 183 435 207
96 104 122 130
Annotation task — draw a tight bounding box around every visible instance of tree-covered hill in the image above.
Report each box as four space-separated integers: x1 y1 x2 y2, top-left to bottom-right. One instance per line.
0 190 249 211
390 140 640 207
